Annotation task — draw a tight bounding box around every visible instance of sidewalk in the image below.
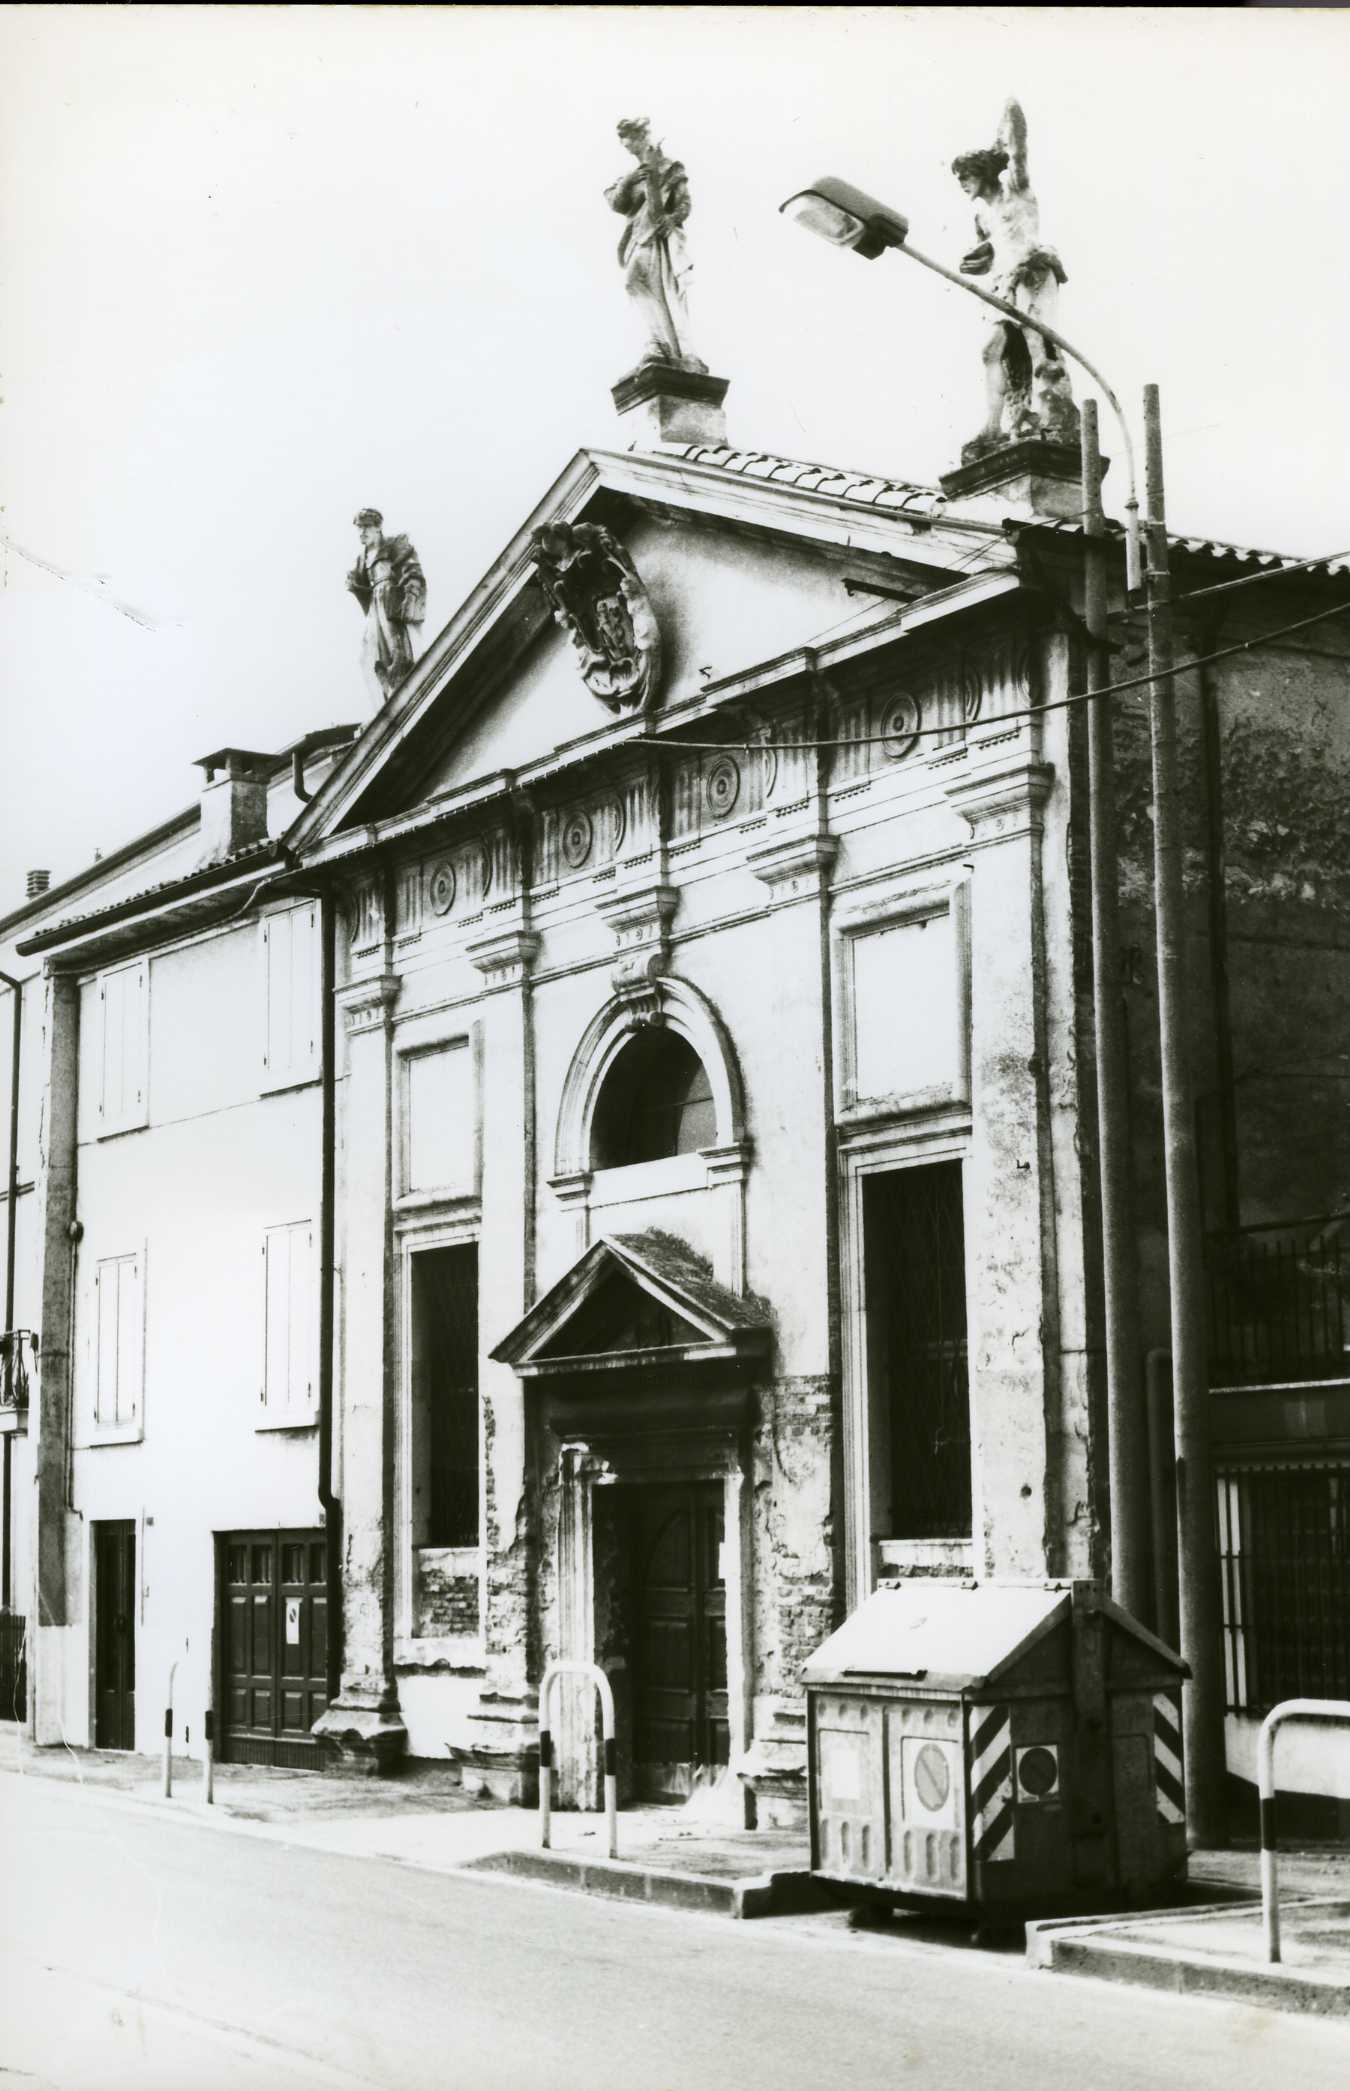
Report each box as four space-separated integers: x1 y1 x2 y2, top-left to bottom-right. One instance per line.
0 1726 821 1917
5 1725 1348 1980
1028 1897 1350 2017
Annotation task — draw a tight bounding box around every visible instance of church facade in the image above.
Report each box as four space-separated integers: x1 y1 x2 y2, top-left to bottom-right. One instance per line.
3 382 1347 1821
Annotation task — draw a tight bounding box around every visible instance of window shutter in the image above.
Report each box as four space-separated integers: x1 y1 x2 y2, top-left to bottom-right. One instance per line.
263 1225 291 1410
96 1263 117 1422
117 1254 143 1423
95 1251 143 1427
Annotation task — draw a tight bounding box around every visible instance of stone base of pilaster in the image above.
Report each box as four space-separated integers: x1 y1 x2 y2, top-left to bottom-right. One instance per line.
612 363 729 449
736 1703 810 1832
312 1685 408 1776
455 1690 539 1804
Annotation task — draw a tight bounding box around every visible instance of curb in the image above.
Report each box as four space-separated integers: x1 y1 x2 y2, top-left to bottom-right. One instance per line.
464 1846 837 1920
1027 1898 1350 2019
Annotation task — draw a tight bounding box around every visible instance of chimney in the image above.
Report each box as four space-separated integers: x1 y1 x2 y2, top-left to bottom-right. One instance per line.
192 748 271 866
25 869 51 899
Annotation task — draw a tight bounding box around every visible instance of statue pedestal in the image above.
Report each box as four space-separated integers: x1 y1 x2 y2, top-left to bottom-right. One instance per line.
612 363 729 449
940 437 1091 523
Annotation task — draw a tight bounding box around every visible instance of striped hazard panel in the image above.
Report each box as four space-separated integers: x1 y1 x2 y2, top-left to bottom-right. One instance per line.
1153 1690 1185 1825
971 1705 1015 1864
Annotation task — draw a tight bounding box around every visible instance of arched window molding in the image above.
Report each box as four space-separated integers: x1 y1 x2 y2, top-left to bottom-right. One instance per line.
552 977 747 1183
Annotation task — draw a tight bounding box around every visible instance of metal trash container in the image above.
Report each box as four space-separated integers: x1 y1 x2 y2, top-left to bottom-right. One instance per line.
804 1579 1187 1912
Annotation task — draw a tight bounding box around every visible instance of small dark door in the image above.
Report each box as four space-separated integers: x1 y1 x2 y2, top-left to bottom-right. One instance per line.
630 1483 729 1801
219 1531 328 1767
94 1521 136 1750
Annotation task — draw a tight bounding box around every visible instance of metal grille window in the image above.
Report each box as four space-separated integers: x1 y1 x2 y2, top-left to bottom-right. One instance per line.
410 1244 480 1549
1217 1461 1350 1712
1208 1215 1349 1387
864 1161 971 1540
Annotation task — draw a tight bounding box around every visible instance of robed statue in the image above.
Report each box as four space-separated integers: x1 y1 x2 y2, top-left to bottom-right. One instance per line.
952 100 1078 451
346 508 426 707
605 117 706 371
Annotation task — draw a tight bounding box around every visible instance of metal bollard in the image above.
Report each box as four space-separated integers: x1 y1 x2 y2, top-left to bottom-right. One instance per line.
203 1705 214 1806
1257 1697 1350 1963
162 1659 179 1798
538 1660 619 1860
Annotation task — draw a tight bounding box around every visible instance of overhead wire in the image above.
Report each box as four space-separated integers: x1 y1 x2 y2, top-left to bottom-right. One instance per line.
644 597 1350 755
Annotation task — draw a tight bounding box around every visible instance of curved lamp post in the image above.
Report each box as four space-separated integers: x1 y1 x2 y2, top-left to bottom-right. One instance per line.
781 173 1226 1844
779 177 1141 590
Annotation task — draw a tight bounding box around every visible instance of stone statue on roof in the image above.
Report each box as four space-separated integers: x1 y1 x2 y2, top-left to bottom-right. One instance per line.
952 99 1078 454
605 118 707 373
346 509 426 708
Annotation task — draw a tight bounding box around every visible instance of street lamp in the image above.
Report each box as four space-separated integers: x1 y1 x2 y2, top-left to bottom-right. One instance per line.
780 177 1141 591
782 173 1226 1843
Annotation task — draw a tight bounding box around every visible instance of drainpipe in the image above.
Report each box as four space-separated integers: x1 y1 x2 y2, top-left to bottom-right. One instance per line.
0 969 26 1614
316 894 341 1703
1081 405 1149 1620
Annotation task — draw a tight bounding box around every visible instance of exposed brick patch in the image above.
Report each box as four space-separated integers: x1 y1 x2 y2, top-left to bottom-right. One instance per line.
413 1554 480 1638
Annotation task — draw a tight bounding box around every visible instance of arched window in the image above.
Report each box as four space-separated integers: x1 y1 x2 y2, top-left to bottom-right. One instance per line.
590 1028 717 1168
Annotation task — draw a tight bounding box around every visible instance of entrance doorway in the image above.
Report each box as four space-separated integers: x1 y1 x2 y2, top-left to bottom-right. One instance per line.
218 1530 329 1767
94 1520 136 1750
628 1483 729 1801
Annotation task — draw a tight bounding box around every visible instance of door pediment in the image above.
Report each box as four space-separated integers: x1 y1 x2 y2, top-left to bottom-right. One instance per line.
491 1231 770 1378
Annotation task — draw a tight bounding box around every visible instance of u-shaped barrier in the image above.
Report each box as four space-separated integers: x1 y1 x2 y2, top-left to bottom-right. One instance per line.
1258 1697 1350 1962
538 1660 618 1860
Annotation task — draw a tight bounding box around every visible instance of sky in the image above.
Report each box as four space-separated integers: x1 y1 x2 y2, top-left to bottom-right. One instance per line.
2 5 1348 908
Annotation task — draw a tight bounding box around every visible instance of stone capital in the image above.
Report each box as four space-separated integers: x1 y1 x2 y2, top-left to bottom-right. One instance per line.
597 880 679 991
746 830 837 899
701 1138 752 1187
945 747 1054 838
337 971 401 1036
547 1169 593 1212
466 927 541 991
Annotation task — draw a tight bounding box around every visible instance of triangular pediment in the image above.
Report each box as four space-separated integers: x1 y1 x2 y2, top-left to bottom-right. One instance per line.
491 1231 771 1375
285 444 1015 857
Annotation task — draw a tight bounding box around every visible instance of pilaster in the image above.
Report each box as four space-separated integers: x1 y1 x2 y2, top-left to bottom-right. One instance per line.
945 724 1059 1580
742 828 840 1824
462 923 540 1797
314 969 406 1772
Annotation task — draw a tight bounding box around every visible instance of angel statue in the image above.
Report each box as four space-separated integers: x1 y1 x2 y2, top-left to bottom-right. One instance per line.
952 100 1078 451
346 508 427 708
605 117 706 371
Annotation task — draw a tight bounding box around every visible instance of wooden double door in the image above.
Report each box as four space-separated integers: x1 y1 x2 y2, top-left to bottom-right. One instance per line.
218 1530 329 1767
628 1483 730 1801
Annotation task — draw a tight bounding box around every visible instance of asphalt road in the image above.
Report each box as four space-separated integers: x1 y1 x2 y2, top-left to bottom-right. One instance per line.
2 1774 1346 2091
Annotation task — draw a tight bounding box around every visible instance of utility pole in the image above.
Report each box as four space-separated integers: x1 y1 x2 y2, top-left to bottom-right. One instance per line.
1142 383 1226 1843
1081 403 1149 1620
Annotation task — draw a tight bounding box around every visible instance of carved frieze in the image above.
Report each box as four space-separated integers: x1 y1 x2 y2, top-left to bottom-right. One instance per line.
427 860 457 916
530 520 662 714
669 712 783 846
350 879 384 954
537 789 630 885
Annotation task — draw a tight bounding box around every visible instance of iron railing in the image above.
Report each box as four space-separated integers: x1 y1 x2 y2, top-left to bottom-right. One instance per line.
0 1610 26 1721
1216 1461 1350 1713
1207 1214 1349 1388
